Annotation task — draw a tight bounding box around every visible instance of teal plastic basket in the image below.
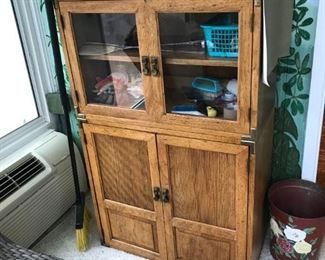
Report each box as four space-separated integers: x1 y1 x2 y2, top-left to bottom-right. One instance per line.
201 25 238 58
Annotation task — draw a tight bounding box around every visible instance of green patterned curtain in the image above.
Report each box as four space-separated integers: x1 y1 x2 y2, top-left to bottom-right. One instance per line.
272 0 319 181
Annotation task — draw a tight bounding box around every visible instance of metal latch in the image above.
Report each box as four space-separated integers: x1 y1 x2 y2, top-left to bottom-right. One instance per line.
153 187 161 201
150 57 159 77
161 188 169 203
152 187 169 203
141 56 151 76
76 113 87 123
241 128 256 154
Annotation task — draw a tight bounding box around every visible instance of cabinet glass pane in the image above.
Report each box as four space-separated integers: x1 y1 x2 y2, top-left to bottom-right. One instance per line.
72 14 145 110
159 13 238 120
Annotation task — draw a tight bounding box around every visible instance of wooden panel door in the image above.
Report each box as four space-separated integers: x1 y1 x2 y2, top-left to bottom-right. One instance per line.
157 135 249 260
84 124 167 259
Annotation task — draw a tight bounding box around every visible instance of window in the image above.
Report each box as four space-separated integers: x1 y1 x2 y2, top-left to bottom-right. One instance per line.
0 1 38 138
0 0 56 160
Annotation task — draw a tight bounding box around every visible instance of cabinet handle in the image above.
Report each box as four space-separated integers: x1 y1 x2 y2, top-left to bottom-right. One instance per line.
153 187 169 203
142 56 150 76
150 56 159 77
153 187 161 201
161 188 169 203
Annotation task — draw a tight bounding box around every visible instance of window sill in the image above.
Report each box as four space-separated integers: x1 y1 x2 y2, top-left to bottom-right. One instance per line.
0 118 54 161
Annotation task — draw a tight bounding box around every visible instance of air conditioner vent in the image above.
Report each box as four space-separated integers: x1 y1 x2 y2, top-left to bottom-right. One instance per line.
0 155 45 203
0 176 18 203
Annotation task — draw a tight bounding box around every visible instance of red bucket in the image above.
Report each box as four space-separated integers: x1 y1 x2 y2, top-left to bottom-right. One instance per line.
268 179 325 259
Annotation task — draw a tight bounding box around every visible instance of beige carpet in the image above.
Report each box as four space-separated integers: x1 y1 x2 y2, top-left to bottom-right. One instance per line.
32 195 143 260
33 195 324 260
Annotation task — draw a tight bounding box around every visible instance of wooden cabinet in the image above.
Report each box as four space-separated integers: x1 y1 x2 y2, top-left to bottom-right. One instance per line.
56 1 274 259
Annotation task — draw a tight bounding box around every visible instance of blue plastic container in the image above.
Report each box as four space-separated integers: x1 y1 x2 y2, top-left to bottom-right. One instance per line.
192 77 222 94
201 25 238 58
192 77 223 101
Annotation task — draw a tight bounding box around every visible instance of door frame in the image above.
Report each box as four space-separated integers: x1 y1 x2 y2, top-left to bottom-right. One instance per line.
301 0 325 182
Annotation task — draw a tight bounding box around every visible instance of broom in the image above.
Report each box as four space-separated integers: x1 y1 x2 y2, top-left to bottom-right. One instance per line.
45 0 89 251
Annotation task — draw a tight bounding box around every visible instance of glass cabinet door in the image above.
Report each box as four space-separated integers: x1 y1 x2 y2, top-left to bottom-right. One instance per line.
60 2 149 119
150 0 253 133
60 1 253 132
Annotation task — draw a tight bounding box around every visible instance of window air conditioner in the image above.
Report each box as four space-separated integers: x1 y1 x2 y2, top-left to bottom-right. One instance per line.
0 130 87 248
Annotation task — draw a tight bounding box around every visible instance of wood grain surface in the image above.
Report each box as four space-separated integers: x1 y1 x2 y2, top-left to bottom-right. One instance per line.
175 229 232 260
168 146 236 229
109 211 157 251
157 135 249 260
94 133 154 210
83 124 167 259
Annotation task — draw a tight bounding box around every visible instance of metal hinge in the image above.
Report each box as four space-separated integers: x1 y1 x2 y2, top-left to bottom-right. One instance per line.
250 13 255 33
153 187 169 203
241 128 256 154
255 0 262 7
76 113 87 123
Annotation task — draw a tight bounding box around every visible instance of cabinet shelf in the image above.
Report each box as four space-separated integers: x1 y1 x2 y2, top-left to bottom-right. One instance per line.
163 52 237 67
80 50 140 63
80 49 238 67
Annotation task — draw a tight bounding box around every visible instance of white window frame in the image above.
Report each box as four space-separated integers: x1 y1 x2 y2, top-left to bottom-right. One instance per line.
301 0 325 182
0 0 57 160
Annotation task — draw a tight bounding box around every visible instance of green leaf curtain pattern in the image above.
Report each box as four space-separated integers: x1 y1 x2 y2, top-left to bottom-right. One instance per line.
272 0 319 181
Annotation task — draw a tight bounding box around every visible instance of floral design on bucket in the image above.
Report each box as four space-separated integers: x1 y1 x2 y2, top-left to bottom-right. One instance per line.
284 226 306 242
270 215 319 259
271 217 284 237
276 237 294 254
294 240 313 255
